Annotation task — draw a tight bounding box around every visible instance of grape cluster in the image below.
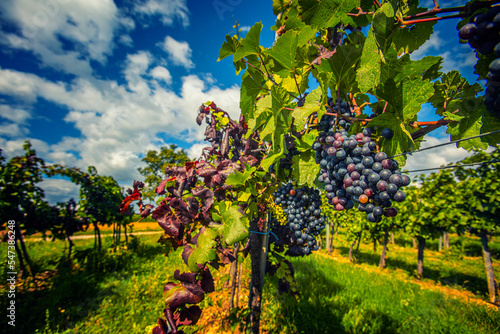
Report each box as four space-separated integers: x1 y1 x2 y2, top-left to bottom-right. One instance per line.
273 182 326 255
313 127 411 222
319 97 356 132
458 6 500 117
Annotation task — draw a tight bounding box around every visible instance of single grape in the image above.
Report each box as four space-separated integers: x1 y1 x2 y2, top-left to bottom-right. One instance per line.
381 128 394 139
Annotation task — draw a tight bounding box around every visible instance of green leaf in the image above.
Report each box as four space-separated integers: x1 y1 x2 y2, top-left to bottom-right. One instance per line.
219 201 249 245
226 165 257 187
446 98 498 150
188 227 219 272
429 70 483 116
218 35 241 61
357 29 382 93
234 22 263 60
266 30 298 72
240 71 264 119
329 43 362 87
367 113 415 165
392 19 435 55
272 0 287 14
291 150 319 186
298 0 359 29
372 2 397 51
292 87 322 131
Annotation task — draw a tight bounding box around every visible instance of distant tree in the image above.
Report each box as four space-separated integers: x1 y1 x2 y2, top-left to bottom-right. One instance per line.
137 144 191 202
455 147 500 304
0 142 50 280
46 165 128 251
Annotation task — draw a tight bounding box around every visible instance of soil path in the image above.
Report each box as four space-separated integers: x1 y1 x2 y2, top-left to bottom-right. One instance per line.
26 231 163 242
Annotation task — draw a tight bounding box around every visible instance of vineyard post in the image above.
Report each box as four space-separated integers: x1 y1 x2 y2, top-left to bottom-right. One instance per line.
326 216 331 255
480 231 500 304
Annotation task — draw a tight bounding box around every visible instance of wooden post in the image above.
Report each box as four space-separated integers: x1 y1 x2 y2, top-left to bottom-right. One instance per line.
248 212 270 334
326 216 330 254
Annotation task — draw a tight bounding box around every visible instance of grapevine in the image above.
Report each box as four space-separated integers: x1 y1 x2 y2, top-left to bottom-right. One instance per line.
117 1 500 333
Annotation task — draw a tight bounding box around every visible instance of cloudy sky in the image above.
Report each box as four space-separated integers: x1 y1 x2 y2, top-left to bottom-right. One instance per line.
0 0 483 203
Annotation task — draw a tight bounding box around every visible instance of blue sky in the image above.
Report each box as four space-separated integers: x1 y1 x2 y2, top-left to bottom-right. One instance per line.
0 0 482 203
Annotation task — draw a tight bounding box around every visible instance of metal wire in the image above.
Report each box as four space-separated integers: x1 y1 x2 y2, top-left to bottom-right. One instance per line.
403 159 500 173
388 129 500 159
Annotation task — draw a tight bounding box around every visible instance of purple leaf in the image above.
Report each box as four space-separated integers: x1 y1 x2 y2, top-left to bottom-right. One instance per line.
186 197 199 216
174 269 197 283
191 187 214 220
168 282 205 309
152 204 184 238
182 244 193 266
199 266 215 293
195 161 217 177
175 305 202 327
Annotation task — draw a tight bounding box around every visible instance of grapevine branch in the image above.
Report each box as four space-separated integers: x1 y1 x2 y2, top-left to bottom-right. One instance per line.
348 0 500 26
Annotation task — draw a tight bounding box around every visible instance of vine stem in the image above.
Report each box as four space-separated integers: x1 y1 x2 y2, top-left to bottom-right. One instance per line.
410 120 452 127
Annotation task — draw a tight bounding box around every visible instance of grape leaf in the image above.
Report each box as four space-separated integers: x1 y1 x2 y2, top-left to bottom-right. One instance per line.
357 29 382 93
218 201 249 245
392 16 435 55
188 227 219 272
226 165 257 187
291 150 319 186
298 0 359 29
429 70 483 116
272 0 287 14
292 87 322 131
218 35 241 61
234 23 263 60
240 70 265 119
266 30 298 73
446 98 498 150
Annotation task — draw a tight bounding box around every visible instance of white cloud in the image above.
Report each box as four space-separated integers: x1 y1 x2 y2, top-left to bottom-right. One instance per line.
403 136 477 178
124 51 152 95
0 0 125 77
410 28 478 73
0 105 31 123
0 63 241 186
162 36 194 69
119 34 134 47
38 178 80 205
150 66 172 84
133 0 189 27
0 123 28 137
187 142 207 160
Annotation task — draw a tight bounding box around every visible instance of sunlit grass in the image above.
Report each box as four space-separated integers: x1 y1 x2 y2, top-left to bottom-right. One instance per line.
1 232 499 334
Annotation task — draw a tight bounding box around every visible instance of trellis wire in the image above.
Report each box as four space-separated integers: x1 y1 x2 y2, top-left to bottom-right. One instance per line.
403 159 499 174
388 129 500 159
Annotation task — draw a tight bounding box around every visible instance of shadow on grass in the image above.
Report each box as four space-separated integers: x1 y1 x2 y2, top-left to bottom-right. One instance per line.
265 259 400 334
3 240 163 334
335 245 490 298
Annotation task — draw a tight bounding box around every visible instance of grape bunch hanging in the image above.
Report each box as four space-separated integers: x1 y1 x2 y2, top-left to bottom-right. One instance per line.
458 5 500 117
313 99 410 222
272 182 326 255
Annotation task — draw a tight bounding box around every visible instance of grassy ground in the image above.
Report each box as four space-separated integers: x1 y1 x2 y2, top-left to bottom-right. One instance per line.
1 233 499 334
326 232 500 300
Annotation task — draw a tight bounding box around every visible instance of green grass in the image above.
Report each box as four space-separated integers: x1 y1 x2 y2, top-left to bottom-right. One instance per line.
261 254 500 334
1 233 499 334
0 235 182 334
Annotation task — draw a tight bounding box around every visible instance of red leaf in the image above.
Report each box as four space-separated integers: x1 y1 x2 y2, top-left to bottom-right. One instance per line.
119 192 141 214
